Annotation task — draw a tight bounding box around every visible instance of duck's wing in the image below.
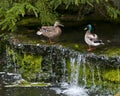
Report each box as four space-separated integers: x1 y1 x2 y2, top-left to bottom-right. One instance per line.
42 26 53 29
37 26 55 36
88 34 104 45
41 26 55 32
87 34 98 41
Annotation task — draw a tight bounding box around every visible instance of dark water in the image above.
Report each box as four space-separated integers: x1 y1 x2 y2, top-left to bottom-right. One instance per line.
0 86 62 96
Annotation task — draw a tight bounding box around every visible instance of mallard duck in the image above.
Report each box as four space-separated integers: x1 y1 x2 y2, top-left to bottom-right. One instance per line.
36 21 64 43
84 24 104 51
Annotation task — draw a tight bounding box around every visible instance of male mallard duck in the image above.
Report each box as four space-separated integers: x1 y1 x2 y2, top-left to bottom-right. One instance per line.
84 24 104 51
36 21 64 43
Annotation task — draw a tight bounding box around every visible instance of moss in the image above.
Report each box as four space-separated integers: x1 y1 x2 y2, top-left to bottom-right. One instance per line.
6 46 43 81
18 53 42 81
102 47 120 56
61 42 87 52
5 79 51 87
66 59 71 80
102 69 120 83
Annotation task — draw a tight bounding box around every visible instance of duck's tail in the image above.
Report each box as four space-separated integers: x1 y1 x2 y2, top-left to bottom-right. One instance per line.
94 40 104 45
36 30 42 35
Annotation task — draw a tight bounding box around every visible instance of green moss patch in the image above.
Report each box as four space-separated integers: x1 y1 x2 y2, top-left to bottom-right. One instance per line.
5 79 51 87
102 47 120 56
102 69 120 83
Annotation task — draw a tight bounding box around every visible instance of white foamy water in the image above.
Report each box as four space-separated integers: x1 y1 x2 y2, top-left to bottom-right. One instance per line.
51 82 88 96
61 85 88 96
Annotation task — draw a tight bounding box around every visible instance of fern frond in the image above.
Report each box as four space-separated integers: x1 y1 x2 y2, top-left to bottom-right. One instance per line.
0 2 39 32
35 0 57 25
107 6 120 19
0 3 26 31
50 0 62 9
25 3 38 17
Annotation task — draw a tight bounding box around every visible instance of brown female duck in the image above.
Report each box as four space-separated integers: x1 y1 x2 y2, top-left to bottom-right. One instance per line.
36 21 64 43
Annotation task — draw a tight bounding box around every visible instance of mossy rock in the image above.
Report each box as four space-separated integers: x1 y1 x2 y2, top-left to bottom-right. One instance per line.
102 47 120 56
5 79 51 87
102 69 120 82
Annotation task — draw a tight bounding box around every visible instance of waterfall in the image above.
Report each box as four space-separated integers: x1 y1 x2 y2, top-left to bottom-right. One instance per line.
69 54 83 85
60 53 88 96
61 58 66 82
88 64 96 87
70 57 78 85
3 43 120 96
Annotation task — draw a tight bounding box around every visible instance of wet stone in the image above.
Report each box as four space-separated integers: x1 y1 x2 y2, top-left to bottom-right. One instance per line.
0 72 22 84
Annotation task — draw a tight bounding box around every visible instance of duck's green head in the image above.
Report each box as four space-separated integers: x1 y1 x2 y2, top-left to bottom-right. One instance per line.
84 24 92 32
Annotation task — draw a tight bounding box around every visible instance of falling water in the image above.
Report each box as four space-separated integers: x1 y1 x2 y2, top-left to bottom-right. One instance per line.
96 64 102 84
57 53 88 96
6 45 17 73
70 57 79 85
61 58 66 82
82 59 87 87
87 63 96 87
12 50 17 73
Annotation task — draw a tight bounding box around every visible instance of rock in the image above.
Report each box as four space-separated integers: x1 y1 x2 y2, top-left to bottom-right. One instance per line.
0 72 22 84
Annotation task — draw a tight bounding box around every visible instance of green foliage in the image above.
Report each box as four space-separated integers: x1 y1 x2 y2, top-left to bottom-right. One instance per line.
0 0 57 32
35 0 57 25
0 3 24 31
103 69 120 83
0 2 38 32
107 6 120 19
0 0 120 32
50 0 120 21
50 0 106 8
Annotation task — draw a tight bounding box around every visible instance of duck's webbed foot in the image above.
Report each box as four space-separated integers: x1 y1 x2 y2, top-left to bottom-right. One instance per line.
87 45 95 52
49 39 55 44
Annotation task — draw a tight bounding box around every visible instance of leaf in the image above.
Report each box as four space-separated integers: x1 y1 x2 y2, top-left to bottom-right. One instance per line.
96 0 99 4
87 1 93 7
75 0 80 5
106 6 120 19
1 24 7 30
